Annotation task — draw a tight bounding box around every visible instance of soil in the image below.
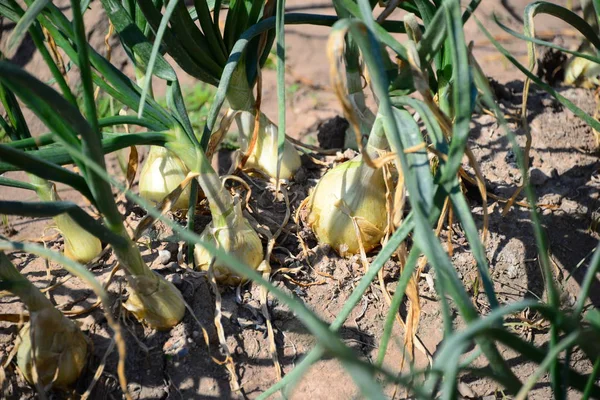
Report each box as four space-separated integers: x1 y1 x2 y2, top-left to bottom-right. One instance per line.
1 0 600 399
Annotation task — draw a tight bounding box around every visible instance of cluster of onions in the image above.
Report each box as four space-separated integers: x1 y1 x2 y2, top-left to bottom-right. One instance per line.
304 115 389 256
0 252 87 388
29 176 102 264
163 126 264 285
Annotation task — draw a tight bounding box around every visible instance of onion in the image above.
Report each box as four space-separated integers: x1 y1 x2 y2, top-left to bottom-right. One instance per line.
565 53 600 88
306 155 387 256
139 146 192 210
17 307 88 388
54 213 103 264
123 272 186 330
0 253 87 388
235 111 302 180
305 114 390 256
194 199 263 285
30 177 102 264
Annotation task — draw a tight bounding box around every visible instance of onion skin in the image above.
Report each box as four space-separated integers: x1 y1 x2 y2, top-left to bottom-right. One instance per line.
123 273 186 330
194 202 263 286
235 111 302 180
16 307 88 389
306 156 387 256
565 55 600 88
139 146 192 210
55 214 103 264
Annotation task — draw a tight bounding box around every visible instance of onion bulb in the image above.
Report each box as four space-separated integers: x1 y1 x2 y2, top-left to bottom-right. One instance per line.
17 307 88 388
139 146 192 210
565 54 600 88
0 252 87 389
194 199 263 285
305 155 387 256
235 111 302 180
123 273 186 330
54 213 103 264
29 177 102 264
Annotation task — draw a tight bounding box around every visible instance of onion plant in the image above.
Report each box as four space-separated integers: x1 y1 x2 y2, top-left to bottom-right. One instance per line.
0 81 102 264
305 115 389 256
263 0 600 398
105 0 303 180
0 0 185 330
1 0 600 397
490 0 600 147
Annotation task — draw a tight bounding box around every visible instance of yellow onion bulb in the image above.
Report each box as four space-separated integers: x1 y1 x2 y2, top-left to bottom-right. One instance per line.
124 274 185 330
54 214 102 264
306 155 387 256
194 201 263 286
16 307 88 389
237 111 302 180
565 55 600 88
139 146 192 210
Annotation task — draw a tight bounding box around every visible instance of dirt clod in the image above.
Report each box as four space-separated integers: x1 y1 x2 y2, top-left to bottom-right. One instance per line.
317 116 349 150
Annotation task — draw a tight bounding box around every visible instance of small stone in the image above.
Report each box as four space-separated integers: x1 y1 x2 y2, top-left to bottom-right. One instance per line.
542 193 562 205
507 264 519 279
192 331 200 338
158 249 171 265
529 168 548 186
167 261 179 272
504 149 518 167
541 96 559 110
167 273 182 286
560 199 579 214
294 167 307 184
342 149 357 160
458 382 476 398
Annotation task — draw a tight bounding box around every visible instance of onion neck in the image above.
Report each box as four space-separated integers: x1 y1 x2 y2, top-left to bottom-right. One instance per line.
135 67 154 99
365 112 388 158
28 175 54 201
165 130 234 229
226 62 255 112
110 227 156 279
